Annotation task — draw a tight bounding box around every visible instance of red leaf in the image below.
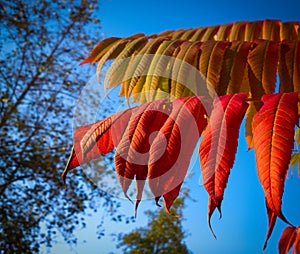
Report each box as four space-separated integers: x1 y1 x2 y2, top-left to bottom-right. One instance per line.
199 93 248 237
63 96 210 216
278 226 298 254
114 100 170 207
62 106 135 185
252 92 298 249
148 96 209 213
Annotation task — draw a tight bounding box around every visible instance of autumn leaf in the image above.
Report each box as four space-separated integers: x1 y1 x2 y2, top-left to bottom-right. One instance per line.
252 92 299 249
62 105 136 185
63 96 210 215
199 93 248 237
278 226 300 254
113 100 170 208
148 96 209 213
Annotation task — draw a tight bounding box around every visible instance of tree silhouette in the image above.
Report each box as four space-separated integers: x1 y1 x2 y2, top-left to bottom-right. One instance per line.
0 1 125 253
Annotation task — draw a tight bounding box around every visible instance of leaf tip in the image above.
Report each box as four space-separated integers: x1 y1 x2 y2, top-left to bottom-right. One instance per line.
134 200 141 218
79 58 91 66
155 196 162 207
208 198 218 239
124 193 133 204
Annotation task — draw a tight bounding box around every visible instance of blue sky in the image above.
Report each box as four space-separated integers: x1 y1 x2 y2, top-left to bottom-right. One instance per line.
48 0 300 253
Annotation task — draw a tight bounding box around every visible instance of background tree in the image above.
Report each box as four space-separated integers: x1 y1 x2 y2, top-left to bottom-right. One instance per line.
0 1 127 253
117 196 189 254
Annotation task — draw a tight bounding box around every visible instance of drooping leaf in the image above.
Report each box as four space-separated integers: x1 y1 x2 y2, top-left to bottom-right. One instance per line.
219 41 251 95
278 226 299 254
148 96 209 213
280 22 300 40
104 36 149 91
80 37 121 65
154 20 299 42
199 93 248 237
126 37 168 101
244 21 263 41
199 41 230 96
278 40 300 94
261 19 281 41
96 38 129 79
245 101 257 150
114 100 170 206
142 39 185 102
264 205 279 251
252 92 299 249
229 21 246 41
62 106 136 184
247 39 280 110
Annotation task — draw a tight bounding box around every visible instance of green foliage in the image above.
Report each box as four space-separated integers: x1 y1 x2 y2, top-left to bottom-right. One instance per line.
117 197 189 254
290 127 300 177
0 1 122 253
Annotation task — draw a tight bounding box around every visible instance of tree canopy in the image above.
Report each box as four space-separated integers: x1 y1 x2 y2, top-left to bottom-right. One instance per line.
0 1 125 253
117 197 189 254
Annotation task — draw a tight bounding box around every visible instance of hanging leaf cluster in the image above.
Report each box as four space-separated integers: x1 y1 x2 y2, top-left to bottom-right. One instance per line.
63 19 300 251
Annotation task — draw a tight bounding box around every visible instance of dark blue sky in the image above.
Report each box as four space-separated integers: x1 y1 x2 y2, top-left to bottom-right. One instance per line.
48 0 300 253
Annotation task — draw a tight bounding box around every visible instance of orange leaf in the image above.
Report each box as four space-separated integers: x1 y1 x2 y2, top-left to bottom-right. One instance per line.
262 19 281 41
279 40 300 94
247 39 280 105
219 41 251 95
252 92 298 249
80 37 121 65
199 41 230 95
199 93 248 237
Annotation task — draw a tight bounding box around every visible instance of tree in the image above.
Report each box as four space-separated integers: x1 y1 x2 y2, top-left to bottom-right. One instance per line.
64 20 300 252
0 1 125 253
117 197 189 254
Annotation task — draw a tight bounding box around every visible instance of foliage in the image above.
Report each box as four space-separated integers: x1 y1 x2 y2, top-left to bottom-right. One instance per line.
65 19 300 252
278 226 300 254
0 1 125 253
117 197 189 254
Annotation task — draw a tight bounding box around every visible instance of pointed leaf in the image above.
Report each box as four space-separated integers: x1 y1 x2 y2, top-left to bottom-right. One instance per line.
245 102 258 150
114 100 170 202
199 93 248 236
247 39 280 106
199 41 230 95
278 40 300 94
252 92 298 222
219 41 251 95
96 39 129 78
148 96 209 213
80 37 121 65
62 106 136 184
278 226 298 254
263 205 278 250
105 36 149 90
